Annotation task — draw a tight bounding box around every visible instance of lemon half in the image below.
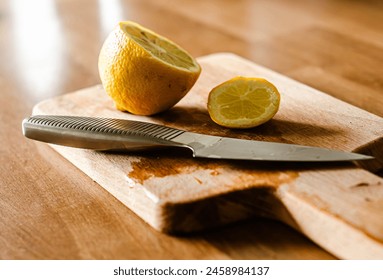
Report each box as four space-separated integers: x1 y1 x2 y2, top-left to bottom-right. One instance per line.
98 21 201 115
207 77 281 128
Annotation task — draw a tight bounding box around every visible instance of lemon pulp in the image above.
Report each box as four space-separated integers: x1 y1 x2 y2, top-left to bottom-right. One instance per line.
123 24 199 71
207 77 280 128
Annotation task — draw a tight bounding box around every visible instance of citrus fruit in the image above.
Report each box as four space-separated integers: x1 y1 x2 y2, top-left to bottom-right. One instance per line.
98 21 201 115
207 77 280 128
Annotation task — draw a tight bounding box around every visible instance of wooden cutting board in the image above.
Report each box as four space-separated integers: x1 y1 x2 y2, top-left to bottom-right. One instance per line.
32 53 383 259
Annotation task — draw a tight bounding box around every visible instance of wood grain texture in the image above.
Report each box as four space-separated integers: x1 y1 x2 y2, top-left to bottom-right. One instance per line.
33 53 383 259
1 0 383 260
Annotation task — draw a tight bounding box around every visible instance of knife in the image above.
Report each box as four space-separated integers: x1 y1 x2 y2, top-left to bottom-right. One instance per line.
22 115 373 162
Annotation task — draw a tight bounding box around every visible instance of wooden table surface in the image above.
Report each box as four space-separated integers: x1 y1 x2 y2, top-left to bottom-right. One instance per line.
1 0 382 260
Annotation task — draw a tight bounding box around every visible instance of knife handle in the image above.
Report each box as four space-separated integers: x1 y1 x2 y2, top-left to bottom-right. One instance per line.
22 115 186 151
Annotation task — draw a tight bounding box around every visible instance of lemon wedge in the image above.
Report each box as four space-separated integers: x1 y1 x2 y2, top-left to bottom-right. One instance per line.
98 21 201 115
207 77 280 128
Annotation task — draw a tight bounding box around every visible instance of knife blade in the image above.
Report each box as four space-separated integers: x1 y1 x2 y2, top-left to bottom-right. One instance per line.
22 115 373 162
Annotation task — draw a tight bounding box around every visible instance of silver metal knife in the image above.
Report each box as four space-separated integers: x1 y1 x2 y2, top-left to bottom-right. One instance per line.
22 115 373 162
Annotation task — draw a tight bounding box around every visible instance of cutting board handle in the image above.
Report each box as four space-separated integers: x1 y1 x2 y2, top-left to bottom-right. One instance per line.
274 168 383 259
